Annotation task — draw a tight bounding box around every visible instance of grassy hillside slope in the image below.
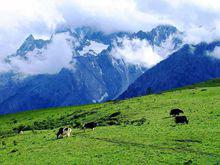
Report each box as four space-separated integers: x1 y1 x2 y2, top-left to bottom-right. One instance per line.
0 79 220 164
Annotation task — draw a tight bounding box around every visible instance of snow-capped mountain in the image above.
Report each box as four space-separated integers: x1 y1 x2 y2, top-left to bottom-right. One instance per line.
118 41 220 100
0 25 183 114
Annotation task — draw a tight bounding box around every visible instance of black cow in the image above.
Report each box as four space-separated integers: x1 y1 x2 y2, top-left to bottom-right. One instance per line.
175 116 189 124
170 109 184 116
83 122 98 131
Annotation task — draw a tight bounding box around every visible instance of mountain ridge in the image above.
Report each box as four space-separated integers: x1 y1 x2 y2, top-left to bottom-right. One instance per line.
118 41 220 99
0 25 182 114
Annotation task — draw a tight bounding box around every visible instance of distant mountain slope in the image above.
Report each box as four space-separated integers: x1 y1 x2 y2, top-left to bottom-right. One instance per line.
0 25 183 114
119 41 220 99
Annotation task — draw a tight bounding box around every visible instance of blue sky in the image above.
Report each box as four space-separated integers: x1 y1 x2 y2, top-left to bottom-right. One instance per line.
0 0 220 58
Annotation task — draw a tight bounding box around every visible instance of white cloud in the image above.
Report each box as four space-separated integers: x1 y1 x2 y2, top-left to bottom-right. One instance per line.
183 25 219 44
58 0 165 33
0 62 10 73
210 46 220 59
111 38 163 68
0 0 220 73
0 0 220 45
0 0 64 55
136 0 220 44
154 35 180 58
8 33 73 75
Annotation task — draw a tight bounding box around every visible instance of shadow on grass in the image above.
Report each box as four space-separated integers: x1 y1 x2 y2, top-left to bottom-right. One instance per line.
174 139 202 143
78 134 220 158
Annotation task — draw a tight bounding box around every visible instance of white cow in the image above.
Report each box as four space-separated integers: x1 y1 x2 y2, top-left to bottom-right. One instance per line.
57 127 72 139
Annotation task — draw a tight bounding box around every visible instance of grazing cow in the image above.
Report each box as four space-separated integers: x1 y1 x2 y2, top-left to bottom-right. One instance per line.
83 122 98 131
18 130 24 134
16 126 26 134
57 127 72 139
175 116 189 124
170 108 184 116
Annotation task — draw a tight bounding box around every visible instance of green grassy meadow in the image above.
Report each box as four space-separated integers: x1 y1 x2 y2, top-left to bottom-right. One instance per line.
0 79 220 164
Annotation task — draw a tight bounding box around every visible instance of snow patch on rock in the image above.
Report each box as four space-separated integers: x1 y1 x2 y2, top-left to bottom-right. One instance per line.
79 41 108 56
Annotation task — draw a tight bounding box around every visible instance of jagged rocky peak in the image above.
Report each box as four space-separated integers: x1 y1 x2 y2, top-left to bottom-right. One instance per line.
17 34 36 54
26 34 35 41
16 34 49 56
151 25 178 36
151 25 181 45
134 25 181 45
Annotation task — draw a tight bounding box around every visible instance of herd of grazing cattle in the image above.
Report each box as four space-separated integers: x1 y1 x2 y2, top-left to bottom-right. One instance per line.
55 108 189 139
16 108 189 138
